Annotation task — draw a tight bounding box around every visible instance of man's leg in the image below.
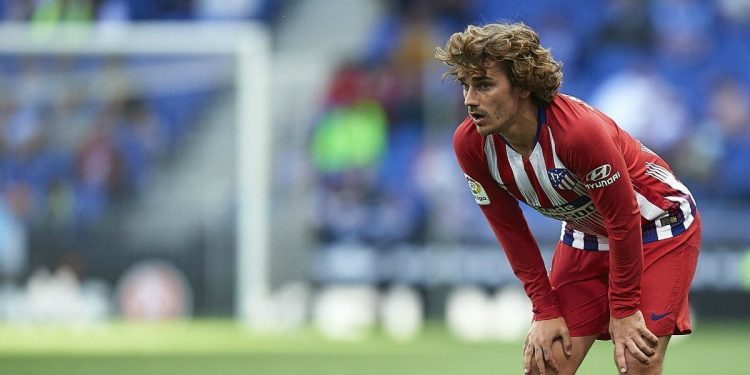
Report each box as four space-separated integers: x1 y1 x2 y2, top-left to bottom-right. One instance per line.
528 335 598 375
613 335 671 375
619 216 700 374
536 242 610 375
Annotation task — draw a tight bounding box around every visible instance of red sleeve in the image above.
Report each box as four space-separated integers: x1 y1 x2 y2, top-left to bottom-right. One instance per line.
559 113 643 319
453 122 561 320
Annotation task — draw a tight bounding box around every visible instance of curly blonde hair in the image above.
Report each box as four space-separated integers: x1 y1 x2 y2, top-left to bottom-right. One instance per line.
435 22 562 103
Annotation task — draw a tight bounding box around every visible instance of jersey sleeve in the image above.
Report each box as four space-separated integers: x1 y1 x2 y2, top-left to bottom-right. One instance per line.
559 113 643 319
453 127 561 320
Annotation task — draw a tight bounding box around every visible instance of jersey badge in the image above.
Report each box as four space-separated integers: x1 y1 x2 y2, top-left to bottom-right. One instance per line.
547 168 577 191
464 174 490 205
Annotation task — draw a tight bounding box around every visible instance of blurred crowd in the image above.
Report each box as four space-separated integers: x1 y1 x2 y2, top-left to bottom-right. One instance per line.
0 0 284 308
1 0 749 279
0 0 286 280
0 0 278 23
0 0 745 318
309 0 750 248
0 55 222 277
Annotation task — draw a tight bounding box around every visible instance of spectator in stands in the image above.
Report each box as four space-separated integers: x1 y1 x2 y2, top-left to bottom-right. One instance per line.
0 182 30 279
113 97 167 193
73 105 125 227
30 0 94 24
676 77 750 201
194 0 276 22
589 61 688 160
0 0 35 21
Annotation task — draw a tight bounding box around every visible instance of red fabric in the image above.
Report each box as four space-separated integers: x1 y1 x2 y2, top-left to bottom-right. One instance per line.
549 215 701 339
452 94 697 320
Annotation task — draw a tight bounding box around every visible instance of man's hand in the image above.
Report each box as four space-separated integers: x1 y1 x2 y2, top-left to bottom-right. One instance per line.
523 317 573 375
609 311 658 373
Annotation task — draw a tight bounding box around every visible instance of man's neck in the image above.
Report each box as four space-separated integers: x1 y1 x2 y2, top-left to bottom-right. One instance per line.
499 100 539 157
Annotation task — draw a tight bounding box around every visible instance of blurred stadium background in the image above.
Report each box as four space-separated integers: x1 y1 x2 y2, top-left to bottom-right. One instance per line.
0 0 749 374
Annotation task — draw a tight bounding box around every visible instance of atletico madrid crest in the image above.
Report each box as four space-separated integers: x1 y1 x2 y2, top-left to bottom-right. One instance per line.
547 168 577 191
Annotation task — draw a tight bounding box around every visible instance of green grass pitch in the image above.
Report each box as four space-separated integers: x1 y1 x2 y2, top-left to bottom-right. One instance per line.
0 320 748 374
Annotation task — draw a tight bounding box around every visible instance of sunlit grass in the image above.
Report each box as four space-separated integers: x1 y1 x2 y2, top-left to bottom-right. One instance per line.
0 320 747 374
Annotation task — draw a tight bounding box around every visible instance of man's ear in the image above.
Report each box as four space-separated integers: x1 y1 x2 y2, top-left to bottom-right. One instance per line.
514 87 531 99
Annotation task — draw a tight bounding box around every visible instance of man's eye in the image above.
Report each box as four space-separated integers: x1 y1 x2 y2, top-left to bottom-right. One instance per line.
479 83 491 89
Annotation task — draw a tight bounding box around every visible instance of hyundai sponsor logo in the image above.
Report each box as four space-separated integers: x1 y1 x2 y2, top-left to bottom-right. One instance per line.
584 171 621 189
586 164 612 182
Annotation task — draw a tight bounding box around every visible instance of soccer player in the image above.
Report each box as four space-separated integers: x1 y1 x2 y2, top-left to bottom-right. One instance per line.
435 23 701 375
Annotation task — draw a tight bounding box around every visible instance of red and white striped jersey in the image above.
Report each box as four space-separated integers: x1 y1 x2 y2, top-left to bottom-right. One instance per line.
454 94 697 320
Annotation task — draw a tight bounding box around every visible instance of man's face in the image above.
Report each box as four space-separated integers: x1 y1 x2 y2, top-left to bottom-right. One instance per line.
458 60 526 136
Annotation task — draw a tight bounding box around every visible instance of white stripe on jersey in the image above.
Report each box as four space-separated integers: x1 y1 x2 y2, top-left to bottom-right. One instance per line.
646 163 692 197
529 146 567 205
645 162 696 228
484 131 695 251
572 183 588 196
569 210 607 234
636 192 666 221
548 130 587 195
640 143 658 155
655 217 673 240
653 197 694 240
547 129 564 169
484 136 503 185
559 225 611 251
597 235 610 250
666 195 695 228
506 145 541 206
571 229 585 248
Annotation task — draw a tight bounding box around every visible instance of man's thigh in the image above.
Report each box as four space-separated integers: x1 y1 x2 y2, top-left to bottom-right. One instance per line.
641 218 701 336
549 243 610 338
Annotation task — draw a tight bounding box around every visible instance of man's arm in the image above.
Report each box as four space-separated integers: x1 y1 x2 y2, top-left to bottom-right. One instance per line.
562 114 643 318
560 110 659 372
454 128 560 320
477 189 561 320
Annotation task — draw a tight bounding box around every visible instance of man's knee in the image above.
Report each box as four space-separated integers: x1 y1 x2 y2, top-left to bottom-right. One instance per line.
528 362 577 375
528 341 585 375
617 347 666 375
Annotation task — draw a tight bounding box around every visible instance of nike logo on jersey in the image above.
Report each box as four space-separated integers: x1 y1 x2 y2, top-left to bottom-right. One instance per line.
650 312 672 321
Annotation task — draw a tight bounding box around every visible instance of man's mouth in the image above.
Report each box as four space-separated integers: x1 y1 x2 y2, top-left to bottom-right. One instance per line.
470 112 485 123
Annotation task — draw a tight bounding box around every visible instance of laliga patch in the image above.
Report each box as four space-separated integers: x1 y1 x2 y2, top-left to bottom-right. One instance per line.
465 174 490 205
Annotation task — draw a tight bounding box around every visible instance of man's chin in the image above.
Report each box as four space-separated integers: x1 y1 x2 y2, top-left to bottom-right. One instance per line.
474 124 496 136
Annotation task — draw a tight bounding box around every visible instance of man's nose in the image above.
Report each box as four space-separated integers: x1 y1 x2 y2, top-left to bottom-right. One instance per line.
464 87 478 107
